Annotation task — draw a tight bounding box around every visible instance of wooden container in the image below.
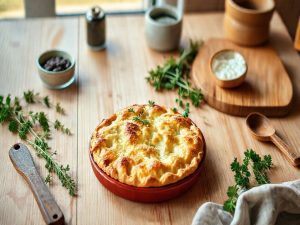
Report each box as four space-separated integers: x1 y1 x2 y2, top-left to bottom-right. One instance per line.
294 18 300 51
224 0 275 46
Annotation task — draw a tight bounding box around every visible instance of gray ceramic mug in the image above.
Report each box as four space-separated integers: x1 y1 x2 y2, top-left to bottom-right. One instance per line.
145 1 183 52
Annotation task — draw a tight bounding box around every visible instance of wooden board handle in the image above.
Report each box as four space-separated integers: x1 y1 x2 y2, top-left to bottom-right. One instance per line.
270 134 300 166
9 143 65 225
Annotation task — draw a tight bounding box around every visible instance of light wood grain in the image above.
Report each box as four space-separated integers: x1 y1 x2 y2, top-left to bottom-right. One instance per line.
76 12 300 225
191 38 293 117
0 18 78 225
1 12 300 225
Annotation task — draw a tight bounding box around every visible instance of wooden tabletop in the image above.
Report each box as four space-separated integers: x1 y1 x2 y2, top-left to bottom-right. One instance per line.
0 12 300 225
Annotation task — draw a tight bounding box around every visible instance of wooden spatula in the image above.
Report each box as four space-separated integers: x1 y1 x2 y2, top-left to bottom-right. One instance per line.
9 143 65 225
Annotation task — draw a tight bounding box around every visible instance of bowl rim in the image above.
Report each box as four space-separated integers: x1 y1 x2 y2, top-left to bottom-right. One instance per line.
88 131 206 192
228 0 275 15
146 6 182 28
36 49 75 75
210 48 248 82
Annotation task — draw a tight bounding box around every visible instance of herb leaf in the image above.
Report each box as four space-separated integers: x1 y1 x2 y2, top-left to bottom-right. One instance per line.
56 103 65 114
132 116 150 125
0 91 76 196
182 103 190 118
54 119 71 135
146 40 204 108
8 120 18 133
128 108 135 113
223 149 272 214
43 96 51 108
23 90 38 103
148 100 155 107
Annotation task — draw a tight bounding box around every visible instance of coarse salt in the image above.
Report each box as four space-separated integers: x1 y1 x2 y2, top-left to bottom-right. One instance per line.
212 50 246 80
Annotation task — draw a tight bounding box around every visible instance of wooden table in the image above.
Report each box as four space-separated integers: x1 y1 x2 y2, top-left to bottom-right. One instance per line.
0 12 300 225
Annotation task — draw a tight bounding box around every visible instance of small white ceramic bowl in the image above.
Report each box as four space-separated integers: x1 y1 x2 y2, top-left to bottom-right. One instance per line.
37 50 75 89
210 49 247 88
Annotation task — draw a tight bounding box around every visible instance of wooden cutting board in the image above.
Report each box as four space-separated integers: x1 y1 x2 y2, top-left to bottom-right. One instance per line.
191 38 293 117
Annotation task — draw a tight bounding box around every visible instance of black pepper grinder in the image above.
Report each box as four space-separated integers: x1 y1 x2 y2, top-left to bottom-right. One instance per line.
86 6 106 50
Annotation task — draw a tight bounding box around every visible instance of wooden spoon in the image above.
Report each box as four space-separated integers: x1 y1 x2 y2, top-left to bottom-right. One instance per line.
9 143 65 225
246 112 300 166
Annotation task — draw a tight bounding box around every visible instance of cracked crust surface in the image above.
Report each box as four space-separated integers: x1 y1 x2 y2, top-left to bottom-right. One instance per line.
90 104 204 187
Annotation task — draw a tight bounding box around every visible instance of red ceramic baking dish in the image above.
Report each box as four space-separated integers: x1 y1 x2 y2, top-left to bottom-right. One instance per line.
89 134 206 203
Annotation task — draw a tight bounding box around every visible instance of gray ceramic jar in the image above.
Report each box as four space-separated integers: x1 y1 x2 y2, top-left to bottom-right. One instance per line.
145 6 182 52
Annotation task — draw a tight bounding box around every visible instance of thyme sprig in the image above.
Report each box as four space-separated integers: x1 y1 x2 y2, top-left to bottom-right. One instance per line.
148 100 155 107
182 103 190 118
23 90 65 114
54 119 71 135
0 92 76 196
132 116 150 125
146 40 204 109
223 149 272 213
128 108 135 113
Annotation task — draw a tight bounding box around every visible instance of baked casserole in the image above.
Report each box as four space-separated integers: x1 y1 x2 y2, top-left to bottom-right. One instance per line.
90 104 204 187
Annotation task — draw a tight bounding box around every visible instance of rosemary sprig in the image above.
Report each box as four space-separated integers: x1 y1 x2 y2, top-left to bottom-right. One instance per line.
223 149 272 213
0 92 76 196
146 40 204 109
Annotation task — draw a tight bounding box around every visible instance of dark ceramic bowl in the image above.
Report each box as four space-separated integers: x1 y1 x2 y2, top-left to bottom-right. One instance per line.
89 134 206 203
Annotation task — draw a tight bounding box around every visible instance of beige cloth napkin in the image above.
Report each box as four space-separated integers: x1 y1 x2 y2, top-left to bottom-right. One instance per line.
192 180 300 225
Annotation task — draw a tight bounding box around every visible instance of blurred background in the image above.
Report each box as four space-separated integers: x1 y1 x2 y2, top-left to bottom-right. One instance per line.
0 0 299 39
0 0 144 18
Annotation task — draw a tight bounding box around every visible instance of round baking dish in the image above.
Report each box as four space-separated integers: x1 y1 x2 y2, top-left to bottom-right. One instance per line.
89 134 206 203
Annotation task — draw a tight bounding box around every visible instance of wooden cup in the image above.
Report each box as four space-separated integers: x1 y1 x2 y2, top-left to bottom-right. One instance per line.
224 0 275 46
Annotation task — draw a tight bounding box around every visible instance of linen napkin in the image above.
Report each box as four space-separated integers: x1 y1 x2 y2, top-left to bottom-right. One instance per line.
192 180 300 225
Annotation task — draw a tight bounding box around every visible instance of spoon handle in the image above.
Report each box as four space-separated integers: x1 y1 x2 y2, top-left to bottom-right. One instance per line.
270 134 300 166
9 143 65 225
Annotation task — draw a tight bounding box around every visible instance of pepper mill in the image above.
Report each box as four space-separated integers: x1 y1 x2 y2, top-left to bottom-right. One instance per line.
86 6 106 50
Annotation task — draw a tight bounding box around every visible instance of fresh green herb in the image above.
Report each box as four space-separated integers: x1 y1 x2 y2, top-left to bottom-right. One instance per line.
133 116 150 125
182 103 190 118
14 97 22 111
223 149 272 214
8 120 18 133
38 112 50 133
0 91 76 196
43 96 51 108
56 103 65 115
146 40 204 110
18 120 32 140
23 90 38 103
128 108 135 113
148 100 155 107
54 120 71 135
171 107 178 113
23 90 61 110
45 174 52 184
175 98 184 108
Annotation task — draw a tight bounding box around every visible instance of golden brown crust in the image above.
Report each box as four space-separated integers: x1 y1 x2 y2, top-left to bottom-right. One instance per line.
90 104 204 187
